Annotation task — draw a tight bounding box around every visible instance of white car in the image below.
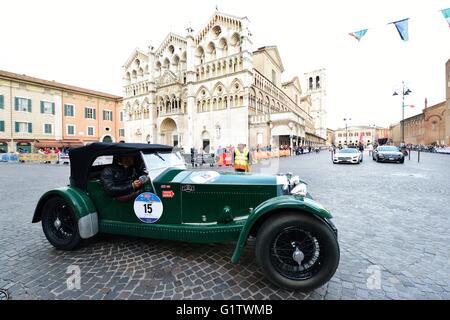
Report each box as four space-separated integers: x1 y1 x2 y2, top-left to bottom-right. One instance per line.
333 148 363 164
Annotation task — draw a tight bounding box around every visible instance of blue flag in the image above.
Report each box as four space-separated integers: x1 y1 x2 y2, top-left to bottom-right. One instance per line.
391 18 409 41
349 29 368 41
441 8 450 28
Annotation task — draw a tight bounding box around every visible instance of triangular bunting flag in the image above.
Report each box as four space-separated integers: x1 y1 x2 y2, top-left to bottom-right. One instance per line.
348 29 368 41
441 8 450 28
390 18 409 41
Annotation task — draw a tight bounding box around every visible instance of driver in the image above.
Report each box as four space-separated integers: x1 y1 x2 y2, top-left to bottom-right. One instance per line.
100 154 146 198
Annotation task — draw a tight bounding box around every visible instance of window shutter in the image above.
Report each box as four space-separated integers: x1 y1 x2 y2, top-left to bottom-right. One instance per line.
15 97 19 111
84 108 87 118
15 122 19 132
103 110 106 120
28 99 32 112
52 103 55 115
0 121 4 132
64 105 67 116
0 95 4 108
40 101 44 113
110 112 113 121
28 123 32 133
93 109 96 119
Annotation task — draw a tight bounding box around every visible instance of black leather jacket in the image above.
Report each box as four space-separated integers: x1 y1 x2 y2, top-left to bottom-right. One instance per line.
100 165 142 197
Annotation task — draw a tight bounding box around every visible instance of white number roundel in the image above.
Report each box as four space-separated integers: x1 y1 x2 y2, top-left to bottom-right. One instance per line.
133 192 163 223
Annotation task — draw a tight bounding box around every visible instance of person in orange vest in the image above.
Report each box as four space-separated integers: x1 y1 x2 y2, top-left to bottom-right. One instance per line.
231 143 252 172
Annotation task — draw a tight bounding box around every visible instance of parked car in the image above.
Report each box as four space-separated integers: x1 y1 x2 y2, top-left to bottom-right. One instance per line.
332 148 363 164
373 146 405 163
32 143 339 291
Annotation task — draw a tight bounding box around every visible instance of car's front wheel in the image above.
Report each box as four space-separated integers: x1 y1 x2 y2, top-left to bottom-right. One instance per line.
255 213 340 291
41 197 81 250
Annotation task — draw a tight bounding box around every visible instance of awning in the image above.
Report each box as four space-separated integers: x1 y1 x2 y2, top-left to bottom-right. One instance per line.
34 140 84 149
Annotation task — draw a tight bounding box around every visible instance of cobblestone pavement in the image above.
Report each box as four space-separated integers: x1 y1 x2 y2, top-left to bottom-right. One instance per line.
0 151 449 300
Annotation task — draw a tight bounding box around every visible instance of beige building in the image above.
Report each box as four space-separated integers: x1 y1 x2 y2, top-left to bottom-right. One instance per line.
122 11 319 152
326 128 335 146
334 125 380 147
0 70 123 153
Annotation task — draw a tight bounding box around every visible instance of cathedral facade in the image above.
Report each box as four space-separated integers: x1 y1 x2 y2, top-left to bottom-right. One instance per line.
122 11 319 151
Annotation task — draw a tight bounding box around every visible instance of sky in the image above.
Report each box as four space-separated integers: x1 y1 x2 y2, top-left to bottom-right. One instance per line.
1 0 449 130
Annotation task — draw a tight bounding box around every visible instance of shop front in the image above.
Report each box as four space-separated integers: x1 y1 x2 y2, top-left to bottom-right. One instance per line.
0 141 8 153
16 141 32 153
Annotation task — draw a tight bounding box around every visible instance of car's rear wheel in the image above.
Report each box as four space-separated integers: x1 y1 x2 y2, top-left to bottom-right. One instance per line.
255 213 340 291
41 197 81 250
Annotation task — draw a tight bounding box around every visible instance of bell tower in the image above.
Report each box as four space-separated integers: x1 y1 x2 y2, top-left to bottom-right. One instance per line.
304 69 327 139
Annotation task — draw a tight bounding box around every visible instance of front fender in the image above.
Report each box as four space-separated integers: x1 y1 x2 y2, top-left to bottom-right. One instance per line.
32 187 98 239
231 195 332 263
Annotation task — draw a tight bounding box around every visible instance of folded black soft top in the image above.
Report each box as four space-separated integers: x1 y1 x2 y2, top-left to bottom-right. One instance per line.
68 142 173 190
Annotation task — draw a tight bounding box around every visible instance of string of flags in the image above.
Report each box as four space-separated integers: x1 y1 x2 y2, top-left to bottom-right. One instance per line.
348 8 449 42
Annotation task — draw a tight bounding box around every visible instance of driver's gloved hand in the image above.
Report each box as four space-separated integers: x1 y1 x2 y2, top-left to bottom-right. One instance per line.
138 175 150 185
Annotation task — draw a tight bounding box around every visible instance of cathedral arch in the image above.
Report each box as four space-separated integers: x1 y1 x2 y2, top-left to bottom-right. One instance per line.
212 81 227 96
230 78 244 93
195 46 205 64
218 37 228 57
195 85 211 98
207 41 216 60
211 25 222 39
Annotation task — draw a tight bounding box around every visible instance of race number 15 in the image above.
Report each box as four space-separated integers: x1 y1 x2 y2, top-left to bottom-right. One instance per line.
143 203 153 214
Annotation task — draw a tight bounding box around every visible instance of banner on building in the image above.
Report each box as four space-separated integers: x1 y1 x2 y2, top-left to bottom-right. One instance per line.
18 153 59 162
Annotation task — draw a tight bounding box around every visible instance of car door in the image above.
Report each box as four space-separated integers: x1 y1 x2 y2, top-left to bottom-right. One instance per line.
86 155 138 223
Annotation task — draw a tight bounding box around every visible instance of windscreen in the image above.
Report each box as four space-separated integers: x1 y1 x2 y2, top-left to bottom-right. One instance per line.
141 151 186 180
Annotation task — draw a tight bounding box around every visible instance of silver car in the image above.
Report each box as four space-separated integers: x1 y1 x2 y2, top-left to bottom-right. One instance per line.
333 148 363 164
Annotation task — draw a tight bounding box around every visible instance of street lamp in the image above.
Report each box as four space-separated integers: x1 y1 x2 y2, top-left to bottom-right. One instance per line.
343 117 351 146
393 82 412 145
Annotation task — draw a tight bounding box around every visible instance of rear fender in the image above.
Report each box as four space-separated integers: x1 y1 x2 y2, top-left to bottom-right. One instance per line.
231 195 333 263
32 187 98 239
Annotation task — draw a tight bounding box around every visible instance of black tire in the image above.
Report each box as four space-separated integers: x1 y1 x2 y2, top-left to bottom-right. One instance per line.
41 197 81 250
255 213 340 291
399 159 405 164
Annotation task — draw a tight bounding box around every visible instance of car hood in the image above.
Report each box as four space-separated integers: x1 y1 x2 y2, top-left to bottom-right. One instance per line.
182 170 278 185
335 152 359 156
156 169 289 186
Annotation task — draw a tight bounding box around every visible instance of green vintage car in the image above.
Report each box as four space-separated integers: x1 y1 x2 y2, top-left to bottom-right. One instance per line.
33 143 339 291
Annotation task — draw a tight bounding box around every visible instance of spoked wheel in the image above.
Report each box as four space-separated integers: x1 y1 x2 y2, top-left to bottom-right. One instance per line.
41 197 81 250
255 213 339 291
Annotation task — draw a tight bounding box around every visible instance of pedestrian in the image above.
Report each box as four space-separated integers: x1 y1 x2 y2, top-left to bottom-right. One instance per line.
367 143 373 157
231 143 252 173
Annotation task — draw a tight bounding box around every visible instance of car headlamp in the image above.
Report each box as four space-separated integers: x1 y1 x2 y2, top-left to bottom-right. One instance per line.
289 175 300 185
291 183 307 197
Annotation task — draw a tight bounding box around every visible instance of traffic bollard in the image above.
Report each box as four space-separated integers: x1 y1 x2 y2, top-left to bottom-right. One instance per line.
418 150 420 163
409 148 411 161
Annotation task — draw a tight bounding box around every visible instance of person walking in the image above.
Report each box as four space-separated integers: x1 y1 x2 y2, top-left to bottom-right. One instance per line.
232 143 252 172
367 143 374 157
